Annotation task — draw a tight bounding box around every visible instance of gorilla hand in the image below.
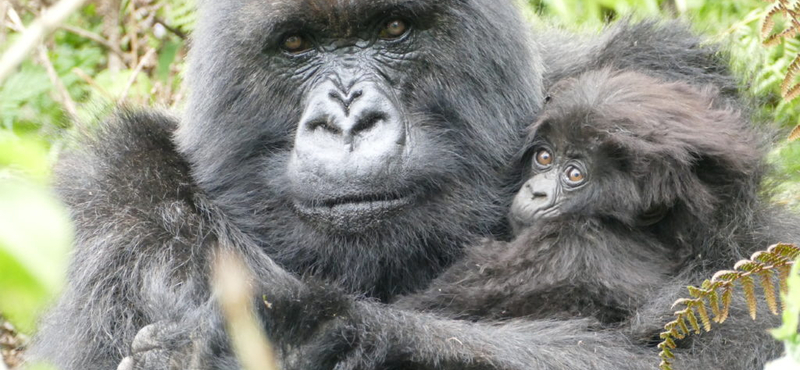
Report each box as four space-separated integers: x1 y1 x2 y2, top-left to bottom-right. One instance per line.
117 321 204 370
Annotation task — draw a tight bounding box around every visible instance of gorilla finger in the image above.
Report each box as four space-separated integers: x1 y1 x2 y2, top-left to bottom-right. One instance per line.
131 321 181 353
116 357 134 370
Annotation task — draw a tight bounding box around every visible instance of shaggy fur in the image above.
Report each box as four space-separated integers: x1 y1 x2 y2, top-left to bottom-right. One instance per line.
396 70 795 345
28 1 787 369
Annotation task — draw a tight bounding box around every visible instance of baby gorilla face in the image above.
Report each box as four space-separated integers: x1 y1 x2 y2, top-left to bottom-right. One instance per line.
510 144 590 233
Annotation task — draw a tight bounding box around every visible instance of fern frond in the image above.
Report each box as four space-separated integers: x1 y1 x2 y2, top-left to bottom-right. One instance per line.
719 285 733 323
782 54 800 101
762 2 787 46
761 0 800 103
686 308 702 334
708 288 722 319
789 124 800 141
656 243 799 370
740 275 758 319
695 301 712 332
759 269 780 314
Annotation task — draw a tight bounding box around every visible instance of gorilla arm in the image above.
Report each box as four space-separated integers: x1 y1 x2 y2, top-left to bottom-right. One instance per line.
322 283 778 370
33 109 631 370
33 111 777 370
30 110 308 370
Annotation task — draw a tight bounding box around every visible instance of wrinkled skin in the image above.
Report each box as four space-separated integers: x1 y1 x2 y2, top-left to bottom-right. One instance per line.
28 1 791 370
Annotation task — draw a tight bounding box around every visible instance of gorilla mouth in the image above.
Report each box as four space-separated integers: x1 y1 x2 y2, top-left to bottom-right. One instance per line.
317 192 410 208
292 191 418 230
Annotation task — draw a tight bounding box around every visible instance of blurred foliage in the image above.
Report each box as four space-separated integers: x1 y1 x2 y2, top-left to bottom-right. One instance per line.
1 1 196 367
767 259 800 370
1 0 800 368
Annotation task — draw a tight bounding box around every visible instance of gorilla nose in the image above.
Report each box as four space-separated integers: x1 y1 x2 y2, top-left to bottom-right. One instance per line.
299 82 403 145
292 81 405 180
306 109 390 145
329 89 363 111
527 183 549 199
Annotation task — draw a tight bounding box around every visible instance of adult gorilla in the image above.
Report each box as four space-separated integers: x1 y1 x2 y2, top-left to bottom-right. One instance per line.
30 0 757 369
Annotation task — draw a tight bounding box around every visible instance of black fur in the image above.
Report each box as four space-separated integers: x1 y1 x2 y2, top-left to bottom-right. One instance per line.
396 69 793 334
28 1 792 369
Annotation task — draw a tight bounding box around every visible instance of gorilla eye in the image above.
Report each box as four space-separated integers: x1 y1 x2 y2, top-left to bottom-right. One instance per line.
380 19 408 39
283 35 311 53
534 149 553 168
565 166 585 185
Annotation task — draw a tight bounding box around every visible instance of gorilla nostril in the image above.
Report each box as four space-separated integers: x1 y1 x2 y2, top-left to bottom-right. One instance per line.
330 89 364 110
307 118 341 135
352 111 387 135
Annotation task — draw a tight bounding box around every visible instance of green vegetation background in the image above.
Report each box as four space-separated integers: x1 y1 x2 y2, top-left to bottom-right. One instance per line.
0 0 799 367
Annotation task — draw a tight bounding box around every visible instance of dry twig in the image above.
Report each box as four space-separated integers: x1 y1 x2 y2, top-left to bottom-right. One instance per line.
212 251 279 370
0 0 88 85
118 48 156 104
5 4 78 119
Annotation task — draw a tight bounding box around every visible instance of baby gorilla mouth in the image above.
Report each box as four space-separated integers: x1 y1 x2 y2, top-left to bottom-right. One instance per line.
292 191 417 233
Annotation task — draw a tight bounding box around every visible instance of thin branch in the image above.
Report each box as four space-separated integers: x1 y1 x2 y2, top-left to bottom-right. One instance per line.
0 0 88 85
0 1 9 46
126 0 139 69
154 17 187 39
71 67 113 100
59 24 127 61
100 0 122 72
118 48 155 103
6 5 78 119
212 251 280 370
37 44 78 118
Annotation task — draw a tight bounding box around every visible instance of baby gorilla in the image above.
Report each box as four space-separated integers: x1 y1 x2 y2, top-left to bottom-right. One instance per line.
396 68 766 325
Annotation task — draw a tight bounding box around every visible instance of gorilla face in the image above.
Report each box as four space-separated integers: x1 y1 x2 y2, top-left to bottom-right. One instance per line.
285 16 425 230
510 144 591 233
176 0 543 296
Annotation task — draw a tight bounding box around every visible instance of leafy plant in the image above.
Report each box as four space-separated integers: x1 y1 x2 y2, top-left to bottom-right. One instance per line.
761 0 800 102
765 259 800 369
657 243 800 370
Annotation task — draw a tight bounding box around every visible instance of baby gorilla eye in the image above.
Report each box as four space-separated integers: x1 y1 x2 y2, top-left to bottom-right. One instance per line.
283 35 311 53
534 149 553 168
565 165 585 185
380 19 408 39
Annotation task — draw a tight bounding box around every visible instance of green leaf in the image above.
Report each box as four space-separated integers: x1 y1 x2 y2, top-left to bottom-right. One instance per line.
770 260 800 345
157 40 182 82
0 132 51 180
0 179 72 332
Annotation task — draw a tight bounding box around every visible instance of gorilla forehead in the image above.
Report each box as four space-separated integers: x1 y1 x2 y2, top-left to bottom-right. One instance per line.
244 0 448 31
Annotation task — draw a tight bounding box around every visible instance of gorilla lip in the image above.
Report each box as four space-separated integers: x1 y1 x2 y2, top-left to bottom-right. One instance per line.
292 191 417 224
